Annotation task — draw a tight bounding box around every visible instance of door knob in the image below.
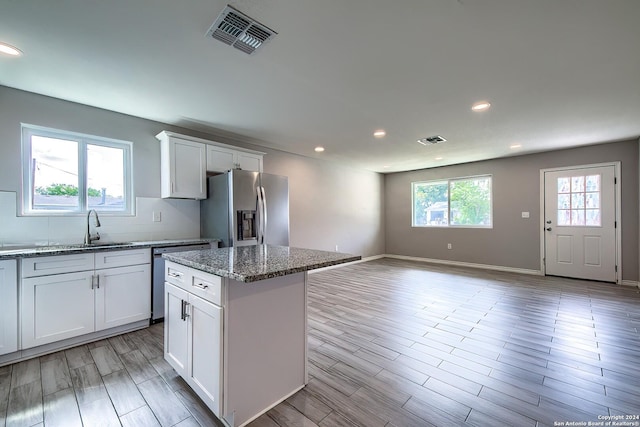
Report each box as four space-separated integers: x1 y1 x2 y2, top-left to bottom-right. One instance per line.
546 220 552 224
546 227 552 231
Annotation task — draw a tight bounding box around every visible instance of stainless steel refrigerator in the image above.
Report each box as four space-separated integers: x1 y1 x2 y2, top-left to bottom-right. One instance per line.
201 169 289 247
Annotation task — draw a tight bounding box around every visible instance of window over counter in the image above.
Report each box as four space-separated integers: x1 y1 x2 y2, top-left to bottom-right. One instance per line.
21 124 133 215
412 175 492 228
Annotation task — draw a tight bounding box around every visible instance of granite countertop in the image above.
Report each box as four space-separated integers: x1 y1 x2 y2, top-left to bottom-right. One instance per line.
163 245 361 283
0 238 218 260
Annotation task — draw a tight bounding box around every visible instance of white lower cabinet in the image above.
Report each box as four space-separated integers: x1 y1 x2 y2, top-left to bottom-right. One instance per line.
21 249 151 349
165 282 223 416
95 264 152 330
164 260 307 427
165 283 189 373
22 271 95 348
0 259 18 356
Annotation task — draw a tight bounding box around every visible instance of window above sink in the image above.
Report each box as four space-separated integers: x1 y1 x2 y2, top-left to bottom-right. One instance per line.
21 124 134 216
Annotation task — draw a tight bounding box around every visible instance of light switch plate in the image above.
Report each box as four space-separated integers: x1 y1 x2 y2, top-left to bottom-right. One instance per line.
521 212 530 218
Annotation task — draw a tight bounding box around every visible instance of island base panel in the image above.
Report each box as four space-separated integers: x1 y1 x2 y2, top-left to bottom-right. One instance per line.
223 272 307 426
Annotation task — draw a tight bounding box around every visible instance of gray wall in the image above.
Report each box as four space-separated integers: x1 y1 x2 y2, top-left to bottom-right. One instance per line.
263 150 384 256
0 85 385 257
385 140 639 281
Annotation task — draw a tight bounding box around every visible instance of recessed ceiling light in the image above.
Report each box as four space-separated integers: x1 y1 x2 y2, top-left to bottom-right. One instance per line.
373 130 386 138
471 101 491 112
314 146 325 153
510 143 522 149
0 42 22 56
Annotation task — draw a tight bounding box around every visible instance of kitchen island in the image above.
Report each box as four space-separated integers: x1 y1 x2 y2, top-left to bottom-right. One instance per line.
162 245 360 427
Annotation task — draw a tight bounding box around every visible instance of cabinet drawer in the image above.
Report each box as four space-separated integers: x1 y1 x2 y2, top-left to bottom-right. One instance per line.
166 262 189 287
190 271 222 306
165 261 222 306
22 253 95 278
95 248 150 269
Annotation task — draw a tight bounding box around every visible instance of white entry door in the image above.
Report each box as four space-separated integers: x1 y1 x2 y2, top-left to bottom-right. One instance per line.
544 165 617 282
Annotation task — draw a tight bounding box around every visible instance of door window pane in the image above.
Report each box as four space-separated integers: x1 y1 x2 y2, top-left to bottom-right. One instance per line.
571 176 585 192
586 193 599 208
571 193 585 209
558 177 570 193
585 175 600 191
571 209 585 226
558 194 570 209
557 174 601 227
586 210 601 226
558 210 571 226
31 136 79 210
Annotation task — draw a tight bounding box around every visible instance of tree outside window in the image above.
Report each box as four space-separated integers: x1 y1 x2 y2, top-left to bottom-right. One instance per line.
412 176 492 228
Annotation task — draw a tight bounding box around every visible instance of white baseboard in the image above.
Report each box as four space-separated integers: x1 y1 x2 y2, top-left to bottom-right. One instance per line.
308 254 385 274
312 254 638 286
621 280 640 288
383 254 543 276
0 320 149 367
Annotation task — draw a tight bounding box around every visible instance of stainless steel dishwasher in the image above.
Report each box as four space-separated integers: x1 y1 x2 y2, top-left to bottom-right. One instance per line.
152 242 213 323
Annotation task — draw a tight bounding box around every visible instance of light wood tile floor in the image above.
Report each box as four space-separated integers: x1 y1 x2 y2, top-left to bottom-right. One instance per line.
2 258 640 427
251 259 640 427
0 323 224 427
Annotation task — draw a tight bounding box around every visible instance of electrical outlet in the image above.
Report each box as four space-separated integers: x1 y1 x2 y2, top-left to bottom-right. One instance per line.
152 211 161 222
447 243 452 250
335 245 339 252
521 211 530 218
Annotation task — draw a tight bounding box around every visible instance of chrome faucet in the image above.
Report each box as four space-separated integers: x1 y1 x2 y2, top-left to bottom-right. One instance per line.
84 209 101 244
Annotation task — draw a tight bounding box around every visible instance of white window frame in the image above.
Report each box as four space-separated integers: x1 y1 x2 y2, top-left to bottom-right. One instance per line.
412 174 493 228
21 124 134 216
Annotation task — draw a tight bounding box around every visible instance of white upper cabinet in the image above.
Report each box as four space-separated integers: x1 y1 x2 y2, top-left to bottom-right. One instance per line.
157 132 263 193
157 131 207 199
206 145 263 173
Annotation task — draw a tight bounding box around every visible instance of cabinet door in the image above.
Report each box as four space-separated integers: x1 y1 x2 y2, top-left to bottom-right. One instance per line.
189 294 223 417
95 264 151 331
166 138 207 199
0 260 18 355
22 271 95 349
206 145 236 173
237 152 263 173
165 283 189 376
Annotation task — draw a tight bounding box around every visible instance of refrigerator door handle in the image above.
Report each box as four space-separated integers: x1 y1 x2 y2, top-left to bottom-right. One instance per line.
261 186 268 245
256 186 264 244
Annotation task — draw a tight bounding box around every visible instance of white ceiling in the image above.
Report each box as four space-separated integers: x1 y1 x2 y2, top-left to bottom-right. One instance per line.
1 0 639 173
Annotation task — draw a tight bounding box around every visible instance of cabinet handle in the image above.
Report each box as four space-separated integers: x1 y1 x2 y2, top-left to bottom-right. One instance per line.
168 272 183 278
91 274 98 289
96 274 100 289
181 300 191 321
193 282 209 290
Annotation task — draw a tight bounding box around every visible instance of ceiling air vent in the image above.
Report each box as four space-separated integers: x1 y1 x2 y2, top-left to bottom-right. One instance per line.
206 5 277 55
417 135 447 145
